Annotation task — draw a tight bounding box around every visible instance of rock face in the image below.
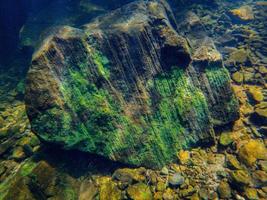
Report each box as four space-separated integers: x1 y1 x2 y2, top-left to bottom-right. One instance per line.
25 0 239 168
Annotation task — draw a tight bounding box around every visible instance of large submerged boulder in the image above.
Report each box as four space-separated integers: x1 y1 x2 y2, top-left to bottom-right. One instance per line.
25 0 239 168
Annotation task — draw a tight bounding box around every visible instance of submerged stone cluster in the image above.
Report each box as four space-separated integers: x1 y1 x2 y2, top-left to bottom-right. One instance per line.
25 0 238 168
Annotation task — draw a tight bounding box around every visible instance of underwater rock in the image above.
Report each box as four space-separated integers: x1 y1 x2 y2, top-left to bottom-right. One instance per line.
126 183 152 200
25 0 239 168
230 5 254 21
219 131 234 146
96 177 122 200
217 181 232 199
168 172 184 187
252 102 267 125
238 139 267 167
230 170 251 188
112 168 146 185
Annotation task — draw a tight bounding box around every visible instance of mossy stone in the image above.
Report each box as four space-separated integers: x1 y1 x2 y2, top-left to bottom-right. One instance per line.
232 71 244 83
244 187 259 200
259 161 267 172
112 168 146 184
180 185 196 198
238 139 267 167
253 170 267 185
217 181 232 199
11 146 26 161
98 177 122 200
226 154 242 170
229 49 248 63
0 115 4 128
127 183 152 200
219 132 234 146
162 188 177 200
253 102 267 125
230 170 251 187
156 181 166 192
247 86 264 102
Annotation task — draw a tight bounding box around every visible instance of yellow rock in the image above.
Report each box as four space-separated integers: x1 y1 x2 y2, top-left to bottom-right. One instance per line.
163 188 176 200
238 139 267 166
177 150 190 165
97 177 122 200
226 154 242 170
217 181 232 199
246 86 264 102
230 6 254 21
229 49 248 63
244 187 259 200
230 170 251 186
127 183 152 200
156 181 166 192
232 71 244 83
219 132 234 146
154 192 163 200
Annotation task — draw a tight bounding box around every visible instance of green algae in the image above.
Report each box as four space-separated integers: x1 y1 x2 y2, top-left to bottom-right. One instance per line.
0 160 37 200
29 39 233 168
204 65 239 124
31 60 217 168
19 160 38 177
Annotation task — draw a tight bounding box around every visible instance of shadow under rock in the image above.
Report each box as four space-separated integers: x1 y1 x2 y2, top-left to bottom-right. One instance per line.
32 144 130 178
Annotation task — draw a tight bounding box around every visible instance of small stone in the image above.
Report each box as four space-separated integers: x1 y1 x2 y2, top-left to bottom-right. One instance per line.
180 185 196 198
218 181 232 199
219 132 234 146
156 181 166 192
247 86 264 103
258 66 267 74
162 188 176 200
230 170 251 187
177 150 190 165
243 71 254 82
168 173 185 187
230 6 254 21
160 167 169 175
190 193 200 200
232 71 244 83
127 183 152 200
79 180 98 200
98 177 122 200
154 192 163 200
259 160 267 172
226 154 242 170
244 187 259 200
198 188 209 200
238 139 267 166
0 115 4 128
252 102 267 125
11 146 26 161
257 189 267 199
229 49 248 63
112 168 146 184
252 170 267 186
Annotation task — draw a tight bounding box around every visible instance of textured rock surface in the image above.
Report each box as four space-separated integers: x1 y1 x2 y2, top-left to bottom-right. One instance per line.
25 0 239 168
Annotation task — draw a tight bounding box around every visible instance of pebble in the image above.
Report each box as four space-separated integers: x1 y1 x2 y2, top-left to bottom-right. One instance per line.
168 173 185 187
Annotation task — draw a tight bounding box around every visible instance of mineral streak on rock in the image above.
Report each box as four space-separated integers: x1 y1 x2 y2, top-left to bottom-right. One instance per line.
25 0 239 168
